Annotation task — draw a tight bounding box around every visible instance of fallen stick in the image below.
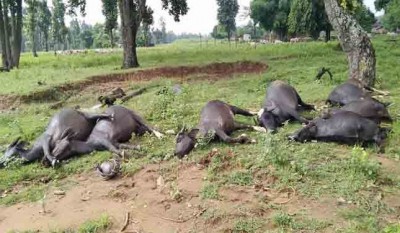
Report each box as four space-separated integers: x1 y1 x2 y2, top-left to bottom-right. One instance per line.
156 208 207 223
121 88 147 103
120 212 130 232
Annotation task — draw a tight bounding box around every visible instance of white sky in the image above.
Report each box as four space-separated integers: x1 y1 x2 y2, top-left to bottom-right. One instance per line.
49 0 381 35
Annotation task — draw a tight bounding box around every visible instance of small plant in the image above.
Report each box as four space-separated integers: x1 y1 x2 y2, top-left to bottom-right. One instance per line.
228 171 253 186
233 218 263 233
383 224 400 233
264 134 290 167
78 214 111 233
349 146 380 180
200 182 219 199
273 212 294 228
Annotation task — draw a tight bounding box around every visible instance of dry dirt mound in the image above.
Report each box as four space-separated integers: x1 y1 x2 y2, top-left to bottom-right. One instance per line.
0 61 267 110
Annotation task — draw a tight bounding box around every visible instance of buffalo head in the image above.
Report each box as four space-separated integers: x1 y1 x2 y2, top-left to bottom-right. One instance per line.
174 127 199 159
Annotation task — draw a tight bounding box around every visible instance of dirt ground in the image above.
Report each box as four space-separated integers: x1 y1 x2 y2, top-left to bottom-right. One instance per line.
2 160 391 233
0 61 267 110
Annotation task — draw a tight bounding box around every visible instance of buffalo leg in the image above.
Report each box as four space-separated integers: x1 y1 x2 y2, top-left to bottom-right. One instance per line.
41 134 57 166
295 92 314 110
284 107 309 124
228 105 254 117
215 129 250 144
128 112 164 139
81 112 113 121
53 140 94 161
234 122 267 133
116 143 141 150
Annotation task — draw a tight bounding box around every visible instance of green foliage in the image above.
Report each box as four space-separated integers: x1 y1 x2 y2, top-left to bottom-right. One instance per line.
354 3 376 32
233 218 263 233
381 0 400 31
51 0 67 50
273 212 294 228
228 171 254 186
288 0 330 39
101 0 118 47
216 0 239 39
25 0 39 56
37 0 52 51
250 0 292 40
200 182 220 199
77 214 111 233
348 146 380 180
384 224 400 233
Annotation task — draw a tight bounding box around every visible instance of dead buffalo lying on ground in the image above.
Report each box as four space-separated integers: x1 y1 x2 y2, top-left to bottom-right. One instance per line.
323 99 392 123
327 79 390 106
51 105 163 160
1 109 113 168
289 111 388 147
174 100 265 158
258 80 314 132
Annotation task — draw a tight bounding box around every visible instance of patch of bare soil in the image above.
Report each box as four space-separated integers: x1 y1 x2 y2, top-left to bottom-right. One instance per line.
0 61 267 110
4 156 394 232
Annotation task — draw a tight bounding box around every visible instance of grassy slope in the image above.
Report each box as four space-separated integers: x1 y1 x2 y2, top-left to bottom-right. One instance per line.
0 37 400 232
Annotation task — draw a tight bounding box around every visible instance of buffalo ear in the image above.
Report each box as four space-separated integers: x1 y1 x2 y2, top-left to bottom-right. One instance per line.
188 129 199 139
308 125 318 135
9 137 21 148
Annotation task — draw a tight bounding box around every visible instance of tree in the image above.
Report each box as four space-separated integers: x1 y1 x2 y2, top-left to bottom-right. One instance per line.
69 19 82 48
9 0 24 67
101 0 118 47
0 0 23 68
216 0 239 42
380 0 400 31
26 0 39 57
37 0 52 52
250 0 292 41
288 0 331 40
142 6 153 46
80 22 93 49
0 0 8 68
354 4 375 33
52 0 67 52
324 0 376 87
159 17 167 43
57 0 188 68
211 25 227 39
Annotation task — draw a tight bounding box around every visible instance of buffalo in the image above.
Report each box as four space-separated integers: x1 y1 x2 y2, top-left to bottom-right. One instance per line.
289 111 388 148
1 109 113 167
51 105 163 160
258 80 314 131
174 100 264 158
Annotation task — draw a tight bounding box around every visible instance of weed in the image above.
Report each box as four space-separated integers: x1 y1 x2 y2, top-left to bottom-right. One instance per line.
273 212 294 228
77 214 111 233
383 224 400 233
233 218 264 233
228 171 254 186
348 146 380 180
200 182 220 199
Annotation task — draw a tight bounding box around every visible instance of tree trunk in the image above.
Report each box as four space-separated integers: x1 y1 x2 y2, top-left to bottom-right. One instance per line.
118 0 139 69
325 28 331 42
44 32 49 52
109 30 114 48
2 2 13 69
9 0 22 68
323 0 376 87
0 0 8 68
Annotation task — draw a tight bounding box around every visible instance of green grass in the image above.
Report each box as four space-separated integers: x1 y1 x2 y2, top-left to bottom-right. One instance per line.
7 214 112 233
0 36 400 232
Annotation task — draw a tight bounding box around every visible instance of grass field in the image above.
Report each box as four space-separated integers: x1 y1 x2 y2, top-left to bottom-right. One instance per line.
0 37 400 232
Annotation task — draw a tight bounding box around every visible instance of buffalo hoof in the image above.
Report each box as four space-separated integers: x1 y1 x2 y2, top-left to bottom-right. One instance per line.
253 126 267 133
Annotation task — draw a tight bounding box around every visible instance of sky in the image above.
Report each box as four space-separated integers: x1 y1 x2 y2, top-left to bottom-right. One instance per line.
51 0 382 35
